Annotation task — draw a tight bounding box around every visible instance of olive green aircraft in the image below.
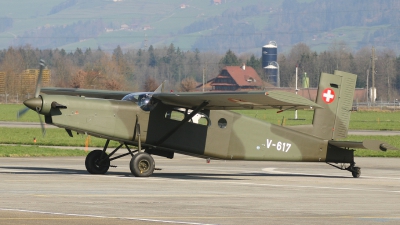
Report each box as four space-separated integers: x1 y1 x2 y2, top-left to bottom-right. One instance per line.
19 60 396 178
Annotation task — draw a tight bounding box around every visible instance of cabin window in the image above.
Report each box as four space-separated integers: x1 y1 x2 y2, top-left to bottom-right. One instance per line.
165 108 211 126
218 118 227 128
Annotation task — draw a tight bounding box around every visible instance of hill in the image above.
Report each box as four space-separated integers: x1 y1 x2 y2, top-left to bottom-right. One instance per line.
0 0 399 54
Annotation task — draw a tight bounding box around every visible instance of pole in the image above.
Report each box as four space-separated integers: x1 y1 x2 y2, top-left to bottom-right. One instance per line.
295 66 298 119
366 69 369 107
371 47 376 103
388 73 390 102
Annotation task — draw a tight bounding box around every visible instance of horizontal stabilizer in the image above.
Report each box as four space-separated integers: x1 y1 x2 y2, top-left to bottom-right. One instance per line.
329 140 398 151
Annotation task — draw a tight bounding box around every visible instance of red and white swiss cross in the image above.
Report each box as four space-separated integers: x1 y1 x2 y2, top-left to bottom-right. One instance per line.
322 88 335 104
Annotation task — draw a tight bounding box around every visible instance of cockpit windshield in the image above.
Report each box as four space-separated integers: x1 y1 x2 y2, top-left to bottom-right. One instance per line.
122 92 155 111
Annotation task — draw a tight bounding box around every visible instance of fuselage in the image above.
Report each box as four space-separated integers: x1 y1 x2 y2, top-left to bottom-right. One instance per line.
27 94 338 163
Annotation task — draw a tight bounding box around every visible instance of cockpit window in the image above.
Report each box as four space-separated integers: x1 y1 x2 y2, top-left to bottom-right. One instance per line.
165 108 211 126
122 93 155 111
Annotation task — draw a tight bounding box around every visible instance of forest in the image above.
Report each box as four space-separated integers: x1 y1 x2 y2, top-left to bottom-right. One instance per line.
0 41 400 103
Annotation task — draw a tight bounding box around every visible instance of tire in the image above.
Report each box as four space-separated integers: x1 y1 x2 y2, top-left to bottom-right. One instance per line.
130 152 155 177
85 150 110 174
351 167 361 178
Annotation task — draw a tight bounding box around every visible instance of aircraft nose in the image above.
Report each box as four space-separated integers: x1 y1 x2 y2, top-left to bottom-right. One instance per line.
23 97 43 111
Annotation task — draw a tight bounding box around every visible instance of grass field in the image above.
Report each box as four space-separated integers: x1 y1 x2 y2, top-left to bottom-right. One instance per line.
0 104 45 122
0 127 120 148
0 145 88 157
344 135 400 157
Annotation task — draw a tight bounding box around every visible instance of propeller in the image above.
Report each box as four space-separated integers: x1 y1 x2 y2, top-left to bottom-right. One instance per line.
36 106 46 137
17 59 46 137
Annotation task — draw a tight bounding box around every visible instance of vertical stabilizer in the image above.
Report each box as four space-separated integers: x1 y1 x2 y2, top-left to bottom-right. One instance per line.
311 71 357 140
154 81 165 93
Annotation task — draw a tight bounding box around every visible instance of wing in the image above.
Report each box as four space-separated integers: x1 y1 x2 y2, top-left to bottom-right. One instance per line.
41 87 131 100
152 91 321 110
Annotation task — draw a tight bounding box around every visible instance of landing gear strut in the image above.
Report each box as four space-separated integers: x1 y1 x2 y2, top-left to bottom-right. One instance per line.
327 162 361 178
84 139 156 177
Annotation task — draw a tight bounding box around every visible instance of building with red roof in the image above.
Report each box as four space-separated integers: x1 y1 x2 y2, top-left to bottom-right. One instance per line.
210 65 263 91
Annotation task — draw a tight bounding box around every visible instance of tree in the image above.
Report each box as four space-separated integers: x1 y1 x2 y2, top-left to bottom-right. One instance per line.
328 41 351 72
104 78 122 90
375 49 397 101
73 48 85 67
246 54 262 75
219 49 240 67
143 77 158 91
70 70 86 88
180 77 197 92
148 45 157 67
1 47 25 95
52 51 75 87
354 47 371 88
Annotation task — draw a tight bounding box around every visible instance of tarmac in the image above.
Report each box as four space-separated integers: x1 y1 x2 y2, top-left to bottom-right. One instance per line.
0 154 400 225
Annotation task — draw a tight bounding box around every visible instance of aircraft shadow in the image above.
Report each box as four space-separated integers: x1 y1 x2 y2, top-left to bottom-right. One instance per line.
152 172 350 179
0 166 135 177
0 166 350 179
0 166 88 175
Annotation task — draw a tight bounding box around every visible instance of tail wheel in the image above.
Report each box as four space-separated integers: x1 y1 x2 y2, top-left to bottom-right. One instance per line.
85 150 110 174
130 152 155 177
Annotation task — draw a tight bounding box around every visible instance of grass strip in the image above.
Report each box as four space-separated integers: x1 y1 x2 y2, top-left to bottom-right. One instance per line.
0 127 120 147
354 149 400 157
0 145 88 157
344 135 400 157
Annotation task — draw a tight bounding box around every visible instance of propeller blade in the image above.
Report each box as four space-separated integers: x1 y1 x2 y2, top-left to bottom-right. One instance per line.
34 59 45 98
36 107 46 137
17 60 47 137
17 107 30 119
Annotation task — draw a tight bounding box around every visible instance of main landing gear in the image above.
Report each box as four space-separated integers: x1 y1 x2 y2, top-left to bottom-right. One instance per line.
84 139 155 177
327 162 361 178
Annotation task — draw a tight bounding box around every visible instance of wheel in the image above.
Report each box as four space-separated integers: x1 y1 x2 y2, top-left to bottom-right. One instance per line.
351 167 361 178
130 152 155 177
85 150 110 174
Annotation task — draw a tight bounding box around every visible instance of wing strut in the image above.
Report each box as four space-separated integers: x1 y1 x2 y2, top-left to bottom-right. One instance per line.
155 101 209 146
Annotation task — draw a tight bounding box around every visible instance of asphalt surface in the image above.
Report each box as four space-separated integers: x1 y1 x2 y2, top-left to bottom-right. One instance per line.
1 155 400 225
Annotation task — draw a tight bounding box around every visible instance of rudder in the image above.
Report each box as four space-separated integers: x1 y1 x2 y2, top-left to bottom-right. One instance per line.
311 70 357 140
